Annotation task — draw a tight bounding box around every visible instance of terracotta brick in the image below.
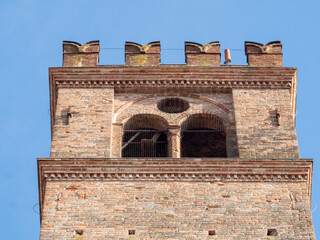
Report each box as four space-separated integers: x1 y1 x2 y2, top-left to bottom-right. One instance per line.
185 41 221 66
245 41 283 67
63 41 99 67
125 41 160 66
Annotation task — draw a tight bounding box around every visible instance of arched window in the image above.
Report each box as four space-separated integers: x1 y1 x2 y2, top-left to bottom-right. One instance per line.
181 114 226 157
122 114 168 158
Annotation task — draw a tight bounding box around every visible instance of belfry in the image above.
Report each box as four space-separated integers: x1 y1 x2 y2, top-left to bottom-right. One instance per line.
38 40 315 239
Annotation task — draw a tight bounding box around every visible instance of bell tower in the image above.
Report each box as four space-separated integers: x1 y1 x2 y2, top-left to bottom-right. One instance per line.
38 40 315 239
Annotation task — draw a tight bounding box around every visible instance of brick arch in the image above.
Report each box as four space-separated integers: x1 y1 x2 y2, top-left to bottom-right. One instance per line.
177 108 232 127
123 113 169 131
181 113 225 131
113 94 156 123
113 94 234 125
180 113 227 158
116 107 171 126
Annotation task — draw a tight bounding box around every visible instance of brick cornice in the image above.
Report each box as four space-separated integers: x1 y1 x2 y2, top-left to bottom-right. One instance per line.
49 65 297 136
38 157 312 219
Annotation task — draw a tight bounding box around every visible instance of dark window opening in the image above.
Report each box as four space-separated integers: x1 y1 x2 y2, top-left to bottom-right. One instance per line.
122 129 168 157
122 115 168 158
267 229 277 236
157 98 189 113
75 230 84 236
128 230 135 235
208 230 216 236
181 114 226 157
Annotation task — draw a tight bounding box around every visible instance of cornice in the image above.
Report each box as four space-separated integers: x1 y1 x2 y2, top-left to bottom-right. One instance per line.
38 158 312 220
43 172 308 182
49 65 297 136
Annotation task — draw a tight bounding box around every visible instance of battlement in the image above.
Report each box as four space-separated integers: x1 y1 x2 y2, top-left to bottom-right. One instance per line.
125 41 161 66
62 40 284 67
245 41 283 67
63 41 100 67
185 41 221 66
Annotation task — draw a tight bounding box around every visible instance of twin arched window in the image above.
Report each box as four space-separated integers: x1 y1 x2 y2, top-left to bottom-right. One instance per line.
121 114 226 158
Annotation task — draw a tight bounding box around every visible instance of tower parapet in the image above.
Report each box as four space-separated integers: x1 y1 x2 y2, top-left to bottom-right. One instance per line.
125 41 161 66
63 41 100 67
245 41 283 67
185 41 221 66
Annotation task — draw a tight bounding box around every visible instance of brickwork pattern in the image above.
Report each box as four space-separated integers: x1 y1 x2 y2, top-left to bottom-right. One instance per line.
51 88 300 159
185 42 221 66
63 41 99 67
245 41 283 67
40 181 315 239
51 90 238 158
125 42 161 66
233 89 299 158
51 88 114 157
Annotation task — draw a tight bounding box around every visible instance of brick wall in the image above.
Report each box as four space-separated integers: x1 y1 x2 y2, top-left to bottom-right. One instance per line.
63 41 99 67
50 88 300 159
51 88 114 157
125 42 161 66
245 41 283 67
49 66 297 160
51 91 237 158
40 180 314 239
185 41 221 66
233 89 299 158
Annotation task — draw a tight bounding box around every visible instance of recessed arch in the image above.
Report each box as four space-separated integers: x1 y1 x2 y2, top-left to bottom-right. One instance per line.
181 114 227 158
123 114 169 131
113 93 234 125
122 114 169 158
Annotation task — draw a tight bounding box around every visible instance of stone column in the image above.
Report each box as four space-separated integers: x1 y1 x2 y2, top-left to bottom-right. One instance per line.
168 127 181 158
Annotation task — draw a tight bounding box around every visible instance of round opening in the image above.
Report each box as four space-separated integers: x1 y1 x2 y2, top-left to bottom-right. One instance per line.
157 98 189 113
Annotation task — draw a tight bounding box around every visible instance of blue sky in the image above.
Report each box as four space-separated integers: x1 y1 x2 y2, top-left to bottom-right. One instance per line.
0 0 319 239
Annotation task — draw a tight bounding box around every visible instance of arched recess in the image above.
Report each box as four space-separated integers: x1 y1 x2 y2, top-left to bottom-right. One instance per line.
181 114 227 157
121 114 169 158
112 94 238 158
113 94 235 125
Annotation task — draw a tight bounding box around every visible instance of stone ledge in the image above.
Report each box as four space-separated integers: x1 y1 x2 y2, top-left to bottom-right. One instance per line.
44 172 307 182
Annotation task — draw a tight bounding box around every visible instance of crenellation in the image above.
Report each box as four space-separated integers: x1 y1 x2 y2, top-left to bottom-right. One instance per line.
245 41 283 67
125 41 161 66
63 40 100 67
185 41 221 66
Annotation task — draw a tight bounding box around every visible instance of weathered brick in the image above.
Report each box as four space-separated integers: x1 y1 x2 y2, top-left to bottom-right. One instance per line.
63 41 99 67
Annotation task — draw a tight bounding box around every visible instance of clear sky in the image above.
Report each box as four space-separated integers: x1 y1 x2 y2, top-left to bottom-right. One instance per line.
0 0 319 239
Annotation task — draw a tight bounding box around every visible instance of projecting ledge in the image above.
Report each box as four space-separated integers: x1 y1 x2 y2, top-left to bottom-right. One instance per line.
38 157 312 183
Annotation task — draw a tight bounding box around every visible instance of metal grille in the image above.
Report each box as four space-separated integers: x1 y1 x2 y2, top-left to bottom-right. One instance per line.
181 114 226 157
122 129 168 158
